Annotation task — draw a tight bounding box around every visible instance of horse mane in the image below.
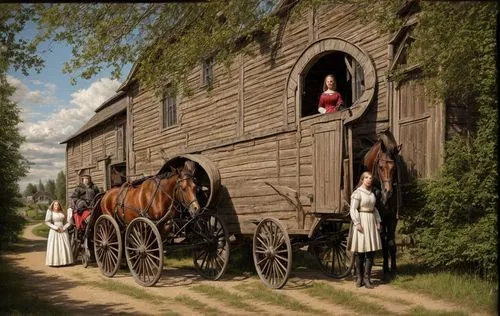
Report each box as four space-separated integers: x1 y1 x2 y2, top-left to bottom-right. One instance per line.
378 130 399 157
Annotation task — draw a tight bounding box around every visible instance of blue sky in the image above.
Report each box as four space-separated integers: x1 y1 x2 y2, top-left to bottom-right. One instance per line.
8 22 132 190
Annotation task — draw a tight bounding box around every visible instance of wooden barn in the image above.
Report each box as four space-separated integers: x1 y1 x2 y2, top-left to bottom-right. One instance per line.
63 1 469 235
61 91 128 203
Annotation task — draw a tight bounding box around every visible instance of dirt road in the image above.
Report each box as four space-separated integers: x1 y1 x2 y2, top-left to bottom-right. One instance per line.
2 223 487 316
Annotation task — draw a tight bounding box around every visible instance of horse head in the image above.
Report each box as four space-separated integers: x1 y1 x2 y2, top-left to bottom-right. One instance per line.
173 160 200 217
363 130 402 205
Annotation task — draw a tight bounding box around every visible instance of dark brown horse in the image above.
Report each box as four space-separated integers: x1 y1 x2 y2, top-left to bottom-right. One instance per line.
100 160 201 227
361 130 402 277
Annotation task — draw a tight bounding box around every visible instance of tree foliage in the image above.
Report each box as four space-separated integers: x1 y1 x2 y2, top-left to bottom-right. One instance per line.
22 183 37 197
29 1 281 92
0 4 40 248
55 170 66 206
380 1 497 279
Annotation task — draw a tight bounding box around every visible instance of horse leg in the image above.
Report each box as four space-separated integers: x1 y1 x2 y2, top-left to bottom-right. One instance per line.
388 217 398 274
380 220 390 277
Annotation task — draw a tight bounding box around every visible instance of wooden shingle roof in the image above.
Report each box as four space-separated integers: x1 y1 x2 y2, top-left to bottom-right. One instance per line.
60 91 127 144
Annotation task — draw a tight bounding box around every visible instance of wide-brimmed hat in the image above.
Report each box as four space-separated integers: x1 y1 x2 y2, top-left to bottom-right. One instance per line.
81 174 92 180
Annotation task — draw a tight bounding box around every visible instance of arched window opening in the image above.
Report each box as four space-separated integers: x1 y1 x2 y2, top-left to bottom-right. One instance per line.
301 51 365 118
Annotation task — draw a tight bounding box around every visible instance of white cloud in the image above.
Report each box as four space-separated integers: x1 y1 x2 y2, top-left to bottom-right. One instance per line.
17 77 121 191
7 75 59 106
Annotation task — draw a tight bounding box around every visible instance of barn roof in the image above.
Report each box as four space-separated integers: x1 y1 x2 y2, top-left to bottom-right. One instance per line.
60 91 127 144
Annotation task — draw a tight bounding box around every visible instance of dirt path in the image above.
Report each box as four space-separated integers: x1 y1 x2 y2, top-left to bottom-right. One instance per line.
1 223 488 316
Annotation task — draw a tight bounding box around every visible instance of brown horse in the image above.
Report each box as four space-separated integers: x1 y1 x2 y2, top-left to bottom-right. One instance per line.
361 130 402 277
100 160 201 227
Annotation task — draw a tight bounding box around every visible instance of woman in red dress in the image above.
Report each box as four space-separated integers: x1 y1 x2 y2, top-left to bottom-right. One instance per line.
318 74 344 113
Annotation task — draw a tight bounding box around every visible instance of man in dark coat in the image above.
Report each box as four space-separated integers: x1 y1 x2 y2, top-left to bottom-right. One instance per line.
70 175 100 229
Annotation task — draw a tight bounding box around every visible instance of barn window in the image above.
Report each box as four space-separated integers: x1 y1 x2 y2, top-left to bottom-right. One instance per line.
162 89 177 129
116 124 125 161
108 162 126 188
201 56 214 88
301 52 365 118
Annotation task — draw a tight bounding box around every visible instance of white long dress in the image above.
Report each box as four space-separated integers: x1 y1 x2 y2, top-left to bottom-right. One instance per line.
349 186 382 253
45 209 74 266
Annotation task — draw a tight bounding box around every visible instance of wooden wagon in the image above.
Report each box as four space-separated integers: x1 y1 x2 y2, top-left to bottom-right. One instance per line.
73 158 231 287
160 115 356 289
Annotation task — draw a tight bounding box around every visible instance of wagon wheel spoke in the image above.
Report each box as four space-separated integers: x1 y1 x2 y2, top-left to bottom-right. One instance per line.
125 217 163 287
253 218 292 289
193 214 230 281
94 215 122 278
310 220 353 279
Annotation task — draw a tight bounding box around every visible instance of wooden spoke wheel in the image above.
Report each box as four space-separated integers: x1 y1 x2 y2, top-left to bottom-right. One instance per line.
309 219 353 278
191 214 230 280
253 218 292 289
69 226 81 262
94 215 122 277
125 217 163 287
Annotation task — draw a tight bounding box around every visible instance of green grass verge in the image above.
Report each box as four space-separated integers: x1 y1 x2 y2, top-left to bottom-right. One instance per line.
235 282 325 314
89 279 179 315
404 306 468 316
175 295 221 316
0 258 67 315
304 282 391 315
31 222 50 239
191 284 261 312
392 264 498 315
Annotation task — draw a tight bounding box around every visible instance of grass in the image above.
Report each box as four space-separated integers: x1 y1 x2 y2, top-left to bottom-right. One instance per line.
165 249 194 269
90 279 165 303
235 281 325 314
174 295 221 316
392 263 498 315
89 278 180 315
305 282 391 315
32 222 50 238
404 306 468 316
191 284 261 312
0 258 67 315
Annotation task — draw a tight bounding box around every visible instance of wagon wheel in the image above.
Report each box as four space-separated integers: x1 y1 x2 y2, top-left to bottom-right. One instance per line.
309 218 353 278
82 227 95 268
191 214 230 280
69 226 81 262
94 215 122 277
125 217 163 287
253 218 292 289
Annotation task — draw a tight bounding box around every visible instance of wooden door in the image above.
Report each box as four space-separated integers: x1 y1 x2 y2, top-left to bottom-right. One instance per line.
393 78 444 180
312 120 343 213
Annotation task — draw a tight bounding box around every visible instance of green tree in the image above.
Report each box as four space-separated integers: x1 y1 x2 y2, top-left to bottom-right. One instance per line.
0 4 43 248
22 183 37 197
363 1 497 279
37 179 45 193
29 1 280 92
45 179 56 199
55 170 66 206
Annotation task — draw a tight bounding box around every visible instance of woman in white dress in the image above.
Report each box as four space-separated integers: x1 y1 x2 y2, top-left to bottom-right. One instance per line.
45 200 74 266
350 171 382 288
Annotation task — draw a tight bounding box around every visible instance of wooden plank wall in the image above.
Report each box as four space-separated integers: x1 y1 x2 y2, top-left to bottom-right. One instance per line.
396 79 444 180
128 3 390 235
65 115 126 207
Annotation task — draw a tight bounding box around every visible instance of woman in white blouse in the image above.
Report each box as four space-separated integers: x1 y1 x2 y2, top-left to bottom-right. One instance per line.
350 171 382 288
45 200 74 266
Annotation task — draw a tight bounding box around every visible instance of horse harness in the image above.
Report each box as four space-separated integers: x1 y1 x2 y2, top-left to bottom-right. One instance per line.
112 172 198 228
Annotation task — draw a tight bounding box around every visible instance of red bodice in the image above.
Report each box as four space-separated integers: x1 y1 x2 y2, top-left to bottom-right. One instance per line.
319 92 344 113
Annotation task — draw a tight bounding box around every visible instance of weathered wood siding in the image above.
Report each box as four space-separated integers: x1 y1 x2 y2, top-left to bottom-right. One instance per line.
393 78 445 180
126 3 392 235
65 115 126 207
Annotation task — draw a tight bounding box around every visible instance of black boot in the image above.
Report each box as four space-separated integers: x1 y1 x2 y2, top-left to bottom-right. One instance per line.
364 252 374 289
354 253 365 287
